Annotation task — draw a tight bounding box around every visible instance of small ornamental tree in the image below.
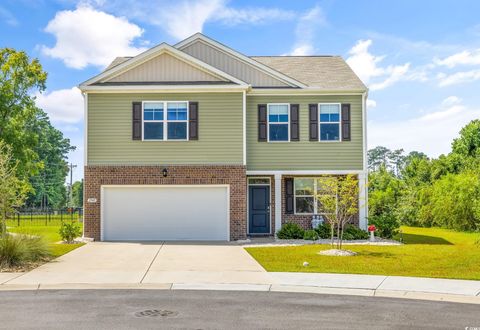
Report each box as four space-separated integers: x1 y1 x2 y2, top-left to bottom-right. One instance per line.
317 175 360 250
0 142 28 235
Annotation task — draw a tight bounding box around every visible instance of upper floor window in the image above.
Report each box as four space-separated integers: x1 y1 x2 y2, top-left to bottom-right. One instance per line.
268 104 289 142
143 101 188 140
319 103 340 141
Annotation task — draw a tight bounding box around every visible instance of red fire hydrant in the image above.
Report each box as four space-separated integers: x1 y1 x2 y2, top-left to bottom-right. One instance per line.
368 224 376 242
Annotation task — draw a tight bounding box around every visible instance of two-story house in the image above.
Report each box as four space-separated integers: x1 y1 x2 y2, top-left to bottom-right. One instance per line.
79 33 368 241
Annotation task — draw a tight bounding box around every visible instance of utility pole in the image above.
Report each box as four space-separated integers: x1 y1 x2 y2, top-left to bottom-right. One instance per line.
69 163 77 207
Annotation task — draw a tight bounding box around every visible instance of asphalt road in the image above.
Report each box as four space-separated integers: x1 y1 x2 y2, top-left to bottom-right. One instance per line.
0 290 479 329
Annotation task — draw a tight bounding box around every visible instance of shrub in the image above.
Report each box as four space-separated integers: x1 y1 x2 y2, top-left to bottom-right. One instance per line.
314 223 331 239
342 225 369 240
0 235 50 268
368 214 400 238
276 223 305 239
59 222 82 243
303 230 319 241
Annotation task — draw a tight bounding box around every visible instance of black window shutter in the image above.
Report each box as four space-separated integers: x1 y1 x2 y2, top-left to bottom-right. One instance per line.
290 104 299 141
341 103 351 141
132 102 142 140
258 104 267 142
309 104 318 141
189 101 199 140
285 178 294 214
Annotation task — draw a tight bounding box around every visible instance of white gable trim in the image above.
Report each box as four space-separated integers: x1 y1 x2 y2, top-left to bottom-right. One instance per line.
79 43 249 89
175 33 308 89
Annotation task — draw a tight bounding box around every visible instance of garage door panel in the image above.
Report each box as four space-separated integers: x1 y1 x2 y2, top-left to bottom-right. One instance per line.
102 186 229 241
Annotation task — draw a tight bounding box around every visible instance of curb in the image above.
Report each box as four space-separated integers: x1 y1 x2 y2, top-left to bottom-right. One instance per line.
0 283 479 304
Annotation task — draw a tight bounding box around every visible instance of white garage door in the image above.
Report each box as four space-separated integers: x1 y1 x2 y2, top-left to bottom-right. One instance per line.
102 185 229 241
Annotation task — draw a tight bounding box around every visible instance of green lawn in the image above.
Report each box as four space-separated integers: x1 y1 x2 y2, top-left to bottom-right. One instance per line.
245 226 480 280
7 223 84 258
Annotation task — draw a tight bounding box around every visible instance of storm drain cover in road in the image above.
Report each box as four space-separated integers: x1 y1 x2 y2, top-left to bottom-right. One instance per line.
134 309 179 318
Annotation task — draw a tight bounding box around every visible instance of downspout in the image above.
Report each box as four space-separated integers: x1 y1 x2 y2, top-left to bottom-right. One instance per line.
362 91 369 229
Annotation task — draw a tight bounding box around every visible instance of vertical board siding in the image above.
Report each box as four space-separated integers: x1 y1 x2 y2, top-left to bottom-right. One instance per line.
181 40 289 87
88 93 243 165
246 95 364 170
106 53 224 82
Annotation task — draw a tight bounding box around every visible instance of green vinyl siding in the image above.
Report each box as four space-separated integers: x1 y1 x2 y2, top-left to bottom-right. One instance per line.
246 95 364 171
87 92 243 165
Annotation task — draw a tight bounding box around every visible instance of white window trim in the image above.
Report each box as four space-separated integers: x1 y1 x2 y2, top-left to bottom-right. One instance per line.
142 101 189 141
293 177 338 215
318 103 341 143
267 103 290 143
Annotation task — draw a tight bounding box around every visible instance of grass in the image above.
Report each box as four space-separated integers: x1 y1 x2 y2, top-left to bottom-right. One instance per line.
7 223 84 258
245 226 480 280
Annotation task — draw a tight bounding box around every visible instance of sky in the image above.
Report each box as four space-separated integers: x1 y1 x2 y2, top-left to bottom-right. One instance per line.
1 0 480 182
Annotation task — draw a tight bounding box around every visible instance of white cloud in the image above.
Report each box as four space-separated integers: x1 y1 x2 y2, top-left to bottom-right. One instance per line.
0 6 18 26
441 96 462 107
346 39 417 91
41 6 147 69
366 99 377 109
369 63 410 90
434 49 480 68
368 97 480 156
437 69 480 87
287 5 325 56
35 87 84 124
84 0 295 40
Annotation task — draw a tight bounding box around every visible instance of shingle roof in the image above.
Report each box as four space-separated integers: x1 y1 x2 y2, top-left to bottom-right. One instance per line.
251 56 367 91
104 55 367 91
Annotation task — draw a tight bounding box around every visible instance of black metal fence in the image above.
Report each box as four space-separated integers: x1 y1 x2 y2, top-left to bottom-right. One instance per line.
6 208 83 227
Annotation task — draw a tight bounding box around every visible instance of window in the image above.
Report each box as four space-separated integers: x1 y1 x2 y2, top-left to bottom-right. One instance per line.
294 177 337 214
319 103 340 141
268 104 289 142
143 101 188 140
248 178 270 185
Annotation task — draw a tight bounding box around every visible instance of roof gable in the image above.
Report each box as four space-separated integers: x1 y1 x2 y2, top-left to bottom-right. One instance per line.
79 43 248 88
175 34 306 88
105 53 225 83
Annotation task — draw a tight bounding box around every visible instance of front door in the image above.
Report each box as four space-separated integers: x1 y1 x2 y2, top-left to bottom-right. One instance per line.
248 185 270 234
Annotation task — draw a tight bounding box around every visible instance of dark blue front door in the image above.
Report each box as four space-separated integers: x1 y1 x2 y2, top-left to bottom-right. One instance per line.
248 185 270 234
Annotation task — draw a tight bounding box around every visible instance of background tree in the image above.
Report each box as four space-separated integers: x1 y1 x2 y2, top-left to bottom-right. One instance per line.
317 175 359 249
368 146 391 171
25 110 74 209
71 180 83 208
0 48 47 180
368 119 480 233
0 48 74 209
452 120 480 159
0 142 28 234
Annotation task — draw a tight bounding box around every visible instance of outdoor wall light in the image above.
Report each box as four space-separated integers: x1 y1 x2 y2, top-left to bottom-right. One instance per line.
162 168 168 177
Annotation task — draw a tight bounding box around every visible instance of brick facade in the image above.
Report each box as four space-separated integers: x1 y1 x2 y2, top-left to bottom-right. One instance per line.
281 175 359 230
84 165 247 241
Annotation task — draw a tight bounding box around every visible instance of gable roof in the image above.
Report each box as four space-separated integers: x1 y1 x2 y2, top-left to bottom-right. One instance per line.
79 43 248 89
175 33 307 88
84 34 367 92
251 56 367 91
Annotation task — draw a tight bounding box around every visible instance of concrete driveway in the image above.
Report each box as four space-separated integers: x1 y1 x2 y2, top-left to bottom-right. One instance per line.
7 242 273 286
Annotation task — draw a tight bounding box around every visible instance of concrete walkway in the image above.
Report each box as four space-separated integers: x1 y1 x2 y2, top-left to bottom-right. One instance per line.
1 242 480 304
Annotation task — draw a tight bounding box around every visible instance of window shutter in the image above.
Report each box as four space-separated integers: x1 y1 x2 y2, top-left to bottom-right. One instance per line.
132 102 142 140
309 104 318 141
258 104 267 142
189 101 199 140
341 103 351 141
285 178 294 214
290 104 299 141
